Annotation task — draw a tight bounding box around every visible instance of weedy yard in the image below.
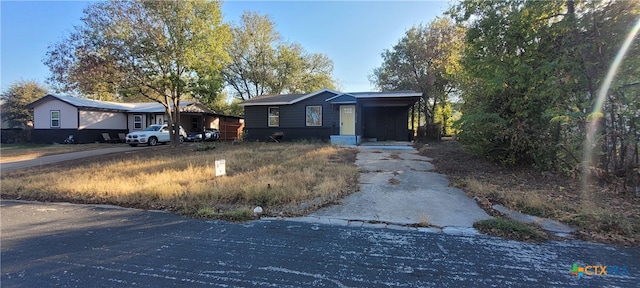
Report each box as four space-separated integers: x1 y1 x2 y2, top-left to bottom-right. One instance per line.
0 142 359 220
419 140 640 246
0 143 112 163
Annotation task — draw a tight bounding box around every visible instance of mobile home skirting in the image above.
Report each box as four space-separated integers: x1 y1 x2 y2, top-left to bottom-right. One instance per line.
31 129 129 144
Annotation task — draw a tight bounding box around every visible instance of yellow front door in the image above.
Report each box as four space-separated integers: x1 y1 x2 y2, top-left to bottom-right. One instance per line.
340 105 355 135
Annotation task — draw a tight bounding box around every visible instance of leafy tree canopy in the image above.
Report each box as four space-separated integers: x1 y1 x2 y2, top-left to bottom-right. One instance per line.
0 80 48 128
450 0 640 173
370 17 465 125
223 11 336 100
44 0 231 145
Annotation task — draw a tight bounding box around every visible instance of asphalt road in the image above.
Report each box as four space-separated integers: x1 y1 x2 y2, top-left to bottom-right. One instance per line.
1 200 638 287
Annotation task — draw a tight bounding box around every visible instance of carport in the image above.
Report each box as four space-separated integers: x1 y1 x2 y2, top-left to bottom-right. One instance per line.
327 91 421 144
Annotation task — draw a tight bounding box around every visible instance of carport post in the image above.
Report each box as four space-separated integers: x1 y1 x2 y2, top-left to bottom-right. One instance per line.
201 113 205 131
411 104 415 138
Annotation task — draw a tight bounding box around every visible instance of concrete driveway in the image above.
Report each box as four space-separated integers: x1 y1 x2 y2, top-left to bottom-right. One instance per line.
305 146 492 229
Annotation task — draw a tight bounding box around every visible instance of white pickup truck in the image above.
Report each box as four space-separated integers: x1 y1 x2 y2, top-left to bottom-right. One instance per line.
125 124 187 147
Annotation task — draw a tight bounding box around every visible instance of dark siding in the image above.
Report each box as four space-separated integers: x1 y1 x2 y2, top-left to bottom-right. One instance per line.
243 127 332 142
362 107 411 141
244 106 268 128
243 91 339 141
32 129 128 144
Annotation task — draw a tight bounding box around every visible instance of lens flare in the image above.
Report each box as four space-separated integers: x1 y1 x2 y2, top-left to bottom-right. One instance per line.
582 18 640 203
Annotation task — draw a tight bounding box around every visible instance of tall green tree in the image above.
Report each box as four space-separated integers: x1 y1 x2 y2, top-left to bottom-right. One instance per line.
0 81 48 128
223 11 336 100
271 43 335 94
450 0 640 175
44 0 231 146
210 93 244 117
451 0 569 165
223 11 279 100
370 17 465 133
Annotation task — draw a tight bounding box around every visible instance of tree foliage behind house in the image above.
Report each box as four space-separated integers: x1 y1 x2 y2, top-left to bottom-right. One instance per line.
449 0 640 183
370 17 465 138
0 81 48 129
223 11 336 100
43 0 231 146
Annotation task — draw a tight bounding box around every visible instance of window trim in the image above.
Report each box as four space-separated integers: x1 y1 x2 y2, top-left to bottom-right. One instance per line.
268 107 279 127
305 105 322 127
50 110 60 128
133 114 143 130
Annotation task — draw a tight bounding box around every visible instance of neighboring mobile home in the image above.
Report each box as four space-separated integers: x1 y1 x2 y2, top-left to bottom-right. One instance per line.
27 94 243 144
240 89 421 145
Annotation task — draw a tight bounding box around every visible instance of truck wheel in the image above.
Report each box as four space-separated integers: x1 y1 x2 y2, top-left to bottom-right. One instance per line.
148 137 158 146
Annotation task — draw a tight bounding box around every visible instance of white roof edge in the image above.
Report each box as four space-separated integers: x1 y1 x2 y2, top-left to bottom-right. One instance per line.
325 93 356 102
355 92 422 98
289 88 341 104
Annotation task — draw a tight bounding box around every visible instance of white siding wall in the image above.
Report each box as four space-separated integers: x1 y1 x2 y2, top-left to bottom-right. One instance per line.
33 100 78 129
127 113 162 132
79 111 127 129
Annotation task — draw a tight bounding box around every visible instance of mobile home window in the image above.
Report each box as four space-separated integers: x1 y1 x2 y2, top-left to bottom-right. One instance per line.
268 107 279 127
306 106 322 126
50 110 60 128
192 117 198 130
134 115 143 129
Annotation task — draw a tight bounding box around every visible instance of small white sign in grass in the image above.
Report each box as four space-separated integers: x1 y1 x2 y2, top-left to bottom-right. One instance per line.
215 159 226 177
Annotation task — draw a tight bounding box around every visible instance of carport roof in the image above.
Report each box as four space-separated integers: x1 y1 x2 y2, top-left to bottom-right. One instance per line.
348 91 422 98
325 91 421 104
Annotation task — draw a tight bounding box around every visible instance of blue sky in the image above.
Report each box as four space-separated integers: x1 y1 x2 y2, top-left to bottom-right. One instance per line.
1 1 450 94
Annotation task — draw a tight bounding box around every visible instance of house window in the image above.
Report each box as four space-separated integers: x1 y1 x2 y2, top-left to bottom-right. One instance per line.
268 107 279 127
50 110 60 128
306 106 322 126
192 117 198 130
134 115 143 129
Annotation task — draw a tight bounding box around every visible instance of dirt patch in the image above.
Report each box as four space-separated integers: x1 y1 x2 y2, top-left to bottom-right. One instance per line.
389 153 402 160
418 140 640 246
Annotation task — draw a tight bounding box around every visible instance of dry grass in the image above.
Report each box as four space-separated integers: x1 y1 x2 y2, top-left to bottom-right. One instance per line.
419 140 640 246
0 143 113 163
418 213 430 227
0 142 359 220
474 218 548 242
